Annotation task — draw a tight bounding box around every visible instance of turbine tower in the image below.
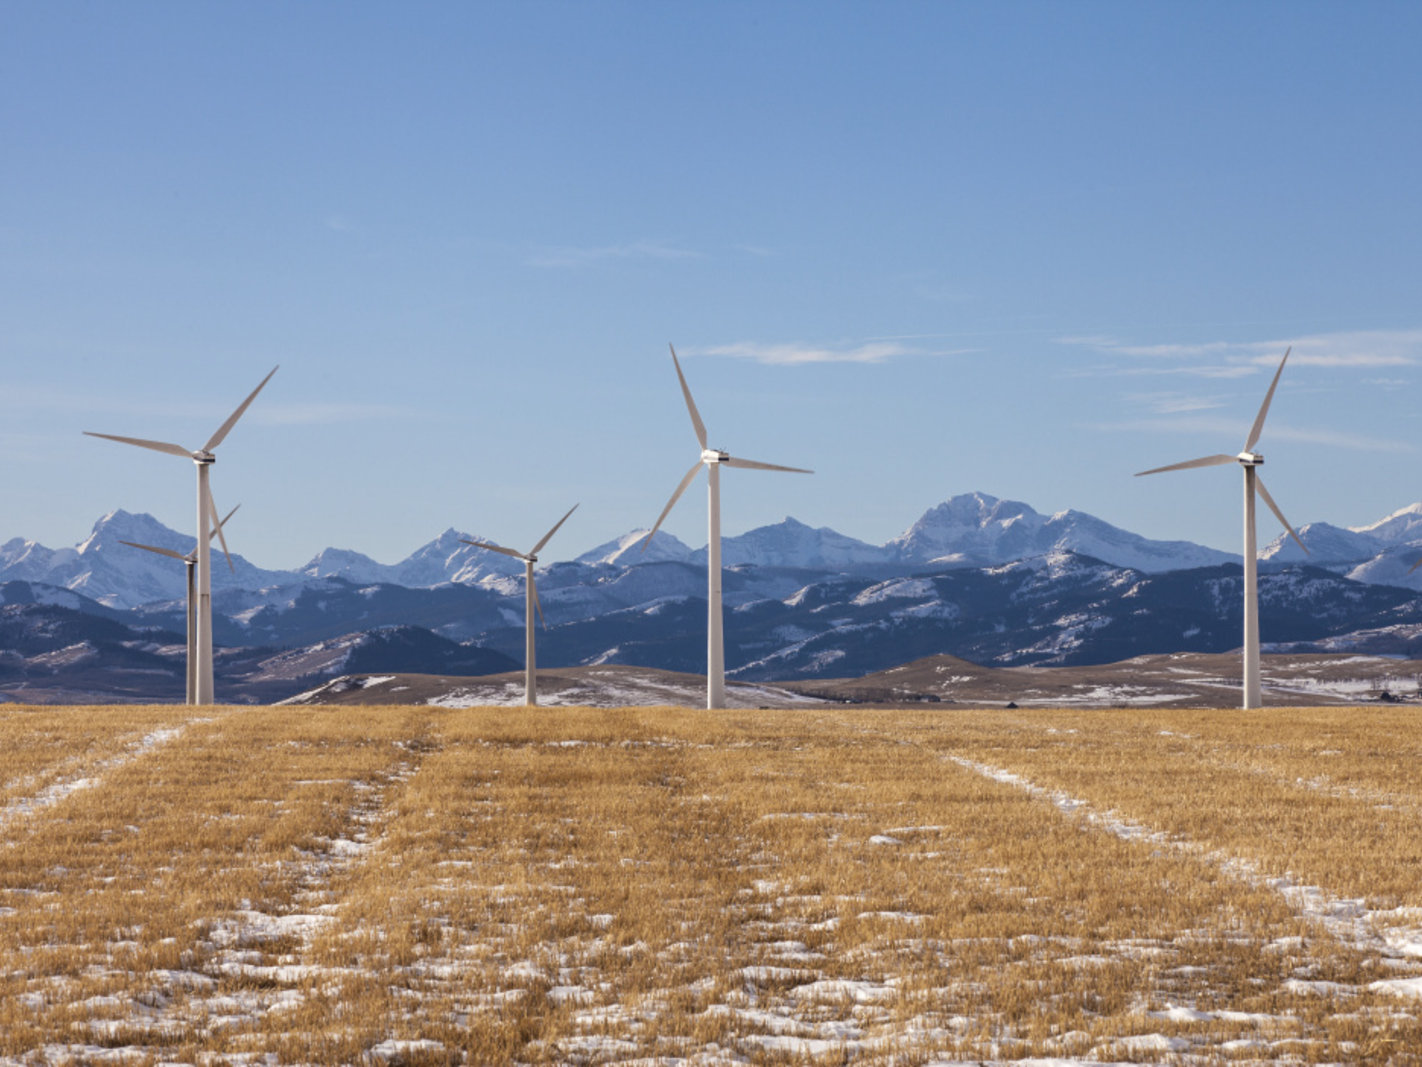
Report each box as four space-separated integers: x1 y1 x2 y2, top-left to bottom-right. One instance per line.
643 344 812 710
121 504 239 705
1135 348 1306 709
86 366 277 705
461 504 578 707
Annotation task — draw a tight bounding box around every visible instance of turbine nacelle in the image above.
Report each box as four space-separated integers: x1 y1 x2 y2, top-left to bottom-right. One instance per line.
702 449 730 464
1237 451 1263 466
194 451 216 465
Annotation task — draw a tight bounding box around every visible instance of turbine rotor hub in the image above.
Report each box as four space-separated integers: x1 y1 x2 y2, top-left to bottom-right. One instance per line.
702 449 729 464
193 451 216 465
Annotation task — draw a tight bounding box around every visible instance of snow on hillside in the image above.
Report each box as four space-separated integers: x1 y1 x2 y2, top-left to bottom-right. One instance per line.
576 529 693 567
1261 521 1385 565
1351 501 1422 544
395 529 523 585
11 495 1422 611
886 492 1236 572
1 510 289 610
693 516 892 569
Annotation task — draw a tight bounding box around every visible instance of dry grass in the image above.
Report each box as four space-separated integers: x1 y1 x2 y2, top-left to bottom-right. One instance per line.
0 703 1418 1064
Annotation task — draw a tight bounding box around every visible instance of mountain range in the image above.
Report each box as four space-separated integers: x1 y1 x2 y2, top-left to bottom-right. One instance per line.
6 491 1422 703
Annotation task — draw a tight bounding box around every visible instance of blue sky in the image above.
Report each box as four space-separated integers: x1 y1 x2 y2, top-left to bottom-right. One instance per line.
4 1 1422 568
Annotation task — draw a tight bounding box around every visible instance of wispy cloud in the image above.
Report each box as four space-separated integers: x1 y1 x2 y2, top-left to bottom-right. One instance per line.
525 241 701 269
1128 391 1230 415
1101 414 1415 454
687 339 969 365
1062 327 1422 373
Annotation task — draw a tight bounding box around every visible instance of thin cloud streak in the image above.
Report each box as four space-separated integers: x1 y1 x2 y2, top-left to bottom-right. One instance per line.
525 241 701 268
1063 327 1422 371
1128 392 1230 415
687 340 974 365
1100 415 1416 454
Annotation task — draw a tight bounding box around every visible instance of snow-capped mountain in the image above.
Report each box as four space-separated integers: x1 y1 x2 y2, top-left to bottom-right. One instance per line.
1259 505 1422 591
13 494 1422 617
1352 502 1422 544
393 528 525 585
297 546 392 585
576 529 694 567
1 510 289 609
692 517 892 569
885 492 1237 571
297 530 525 587
1260 521 1386 565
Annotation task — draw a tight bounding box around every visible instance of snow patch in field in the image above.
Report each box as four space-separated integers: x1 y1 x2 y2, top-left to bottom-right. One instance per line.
0 723 191 829
946 753 1422 973
364 1038 446 1064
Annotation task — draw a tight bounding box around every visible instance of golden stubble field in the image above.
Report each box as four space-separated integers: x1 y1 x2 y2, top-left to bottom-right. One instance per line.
0 703 1419 1065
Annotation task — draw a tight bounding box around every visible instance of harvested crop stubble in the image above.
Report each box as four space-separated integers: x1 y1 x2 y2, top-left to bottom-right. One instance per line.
0 702 1417 1064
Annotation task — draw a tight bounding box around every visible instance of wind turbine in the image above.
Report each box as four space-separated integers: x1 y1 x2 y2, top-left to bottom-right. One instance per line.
121 505 239 705
86 366 277 705
1135 348 1306 709
461 504 578 707
643 344 812 710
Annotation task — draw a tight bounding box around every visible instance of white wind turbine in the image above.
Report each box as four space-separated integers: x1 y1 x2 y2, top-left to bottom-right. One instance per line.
85 366 277 705
121 504 239 706
643 344 812 710
461 504 579 707
1135 348 1306 709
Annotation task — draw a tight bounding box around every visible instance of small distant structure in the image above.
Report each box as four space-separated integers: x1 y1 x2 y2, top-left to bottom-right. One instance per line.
461 505 578 708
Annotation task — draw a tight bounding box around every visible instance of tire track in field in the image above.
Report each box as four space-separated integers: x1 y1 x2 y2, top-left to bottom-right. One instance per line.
197 730 437 987
944 753 1422 980
0 720 199 835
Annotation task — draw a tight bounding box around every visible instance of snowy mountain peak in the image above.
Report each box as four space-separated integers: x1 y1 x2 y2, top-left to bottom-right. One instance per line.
1260 521 1384 564
886 492 1234 572
887 492 1045 564
79 510 191 556
576 529 694 567
299 547 389 584
700 517 891 569
1350 501 1422 543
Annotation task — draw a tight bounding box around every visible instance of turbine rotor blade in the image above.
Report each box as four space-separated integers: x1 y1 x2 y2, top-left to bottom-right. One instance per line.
1244 347 1290 453
1135 454 1237 476
216 503 240 529
204 365 278 452
1254 475 1308 555
83 431 194 460
208 493 235 573
642 459 704 551
120 540 188 562
669 344 709 451
531 573 546 629
530 503 579 558
1408 555 1422 575
460 539 530 562
723 456 814 474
